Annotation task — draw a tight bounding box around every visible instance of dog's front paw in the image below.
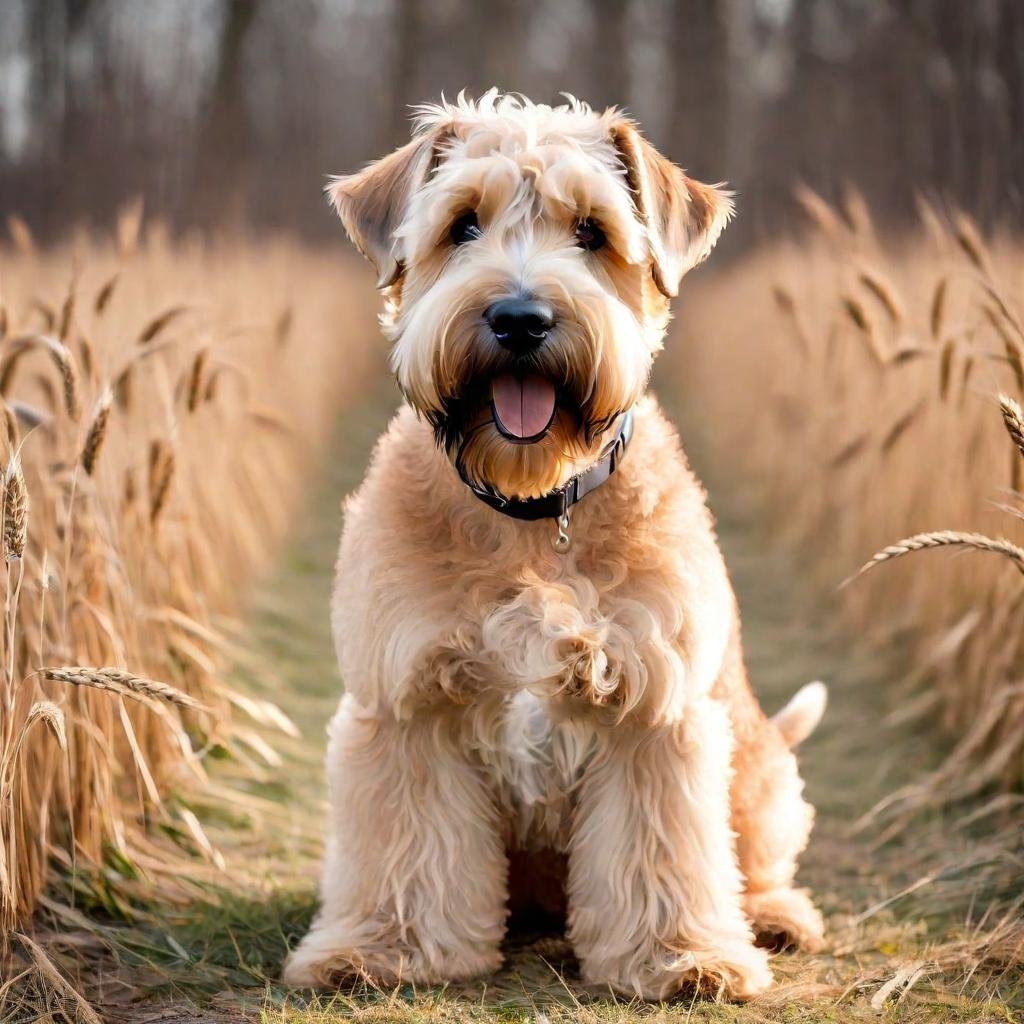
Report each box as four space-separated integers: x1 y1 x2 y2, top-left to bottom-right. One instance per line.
282 943 383 989
283 923 502 989
745 888 825 953
586 938 773 1003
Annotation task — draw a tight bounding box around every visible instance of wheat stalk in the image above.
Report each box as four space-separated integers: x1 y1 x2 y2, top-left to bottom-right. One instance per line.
999 395 1024 460
94 273 119 315
930 277 948 341
0 335 42 395
11 702 68 763
845 531 1024 587
0 335 80 419
76 335 95 383
880 400 926 455
858 268 904 324
57 286 75 342
186 348 209 413
114 362 134 412
137 305 186 344
80 387 113 476
953 212 992 276
793 184 845 239
44 667 204 711
771 284 811 356
842 295 887 365
40 335 80 420
3 456 28 562
841 187 872 237
148 439 175 523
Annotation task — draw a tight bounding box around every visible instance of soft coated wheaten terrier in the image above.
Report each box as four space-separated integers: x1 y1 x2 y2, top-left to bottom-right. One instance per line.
284 91 826 1001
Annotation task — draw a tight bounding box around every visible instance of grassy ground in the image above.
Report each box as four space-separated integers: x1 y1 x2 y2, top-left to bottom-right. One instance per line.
26 377 1024 1023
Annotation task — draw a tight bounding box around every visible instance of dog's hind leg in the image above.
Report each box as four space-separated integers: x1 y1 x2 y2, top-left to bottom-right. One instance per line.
566 701 772 1001
282 694 507 988
716 633 825 952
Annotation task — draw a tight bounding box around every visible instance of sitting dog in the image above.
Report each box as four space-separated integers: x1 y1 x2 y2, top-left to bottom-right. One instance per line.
284 91 826 1001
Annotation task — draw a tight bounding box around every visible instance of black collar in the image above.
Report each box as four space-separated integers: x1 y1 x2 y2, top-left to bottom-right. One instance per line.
458 410 634 521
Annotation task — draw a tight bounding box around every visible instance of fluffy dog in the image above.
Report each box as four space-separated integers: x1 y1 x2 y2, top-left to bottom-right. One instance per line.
284 91 826 1001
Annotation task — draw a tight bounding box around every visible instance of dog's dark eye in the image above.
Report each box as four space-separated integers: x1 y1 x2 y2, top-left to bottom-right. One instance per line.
450 211 482 246
575 219 606 251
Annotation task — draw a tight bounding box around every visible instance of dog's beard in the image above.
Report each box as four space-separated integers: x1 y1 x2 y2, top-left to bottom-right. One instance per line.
419 328 639 500
390 267 651 499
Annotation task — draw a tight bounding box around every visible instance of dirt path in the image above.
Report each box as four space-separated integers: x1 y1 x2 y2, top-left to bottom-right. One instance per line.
104 385 1020 1023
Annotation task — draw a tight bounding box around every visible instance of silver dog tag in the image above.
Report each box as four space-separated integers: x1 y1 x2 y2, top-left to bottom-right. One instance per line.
552 512 571 553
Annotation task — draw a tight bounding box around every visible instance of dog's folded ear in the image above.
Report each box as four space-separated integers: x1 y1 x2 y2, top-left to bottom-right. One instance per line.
327 125 449 289
610 117 734 299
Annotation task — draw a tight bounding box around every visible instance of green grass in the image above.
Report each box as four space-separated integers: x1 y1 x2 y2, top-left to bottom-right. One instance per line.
19 378 1024 1024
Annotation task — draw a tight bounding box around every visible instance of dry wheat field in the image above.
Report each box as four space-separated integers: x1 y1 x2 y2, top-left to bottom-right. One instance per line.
0 210 378 1020
674 190 1024 806
1 198 1023 1024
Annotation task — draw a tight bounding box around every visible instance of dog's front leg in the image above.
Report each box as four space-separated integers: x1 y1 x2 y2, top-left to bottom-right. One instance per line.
567 698 772 1002
282 693 507 988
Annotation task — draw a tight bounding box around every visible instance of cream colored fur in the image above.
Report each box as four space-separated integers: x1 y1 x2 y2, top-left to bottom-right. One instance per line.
284 92 824 1002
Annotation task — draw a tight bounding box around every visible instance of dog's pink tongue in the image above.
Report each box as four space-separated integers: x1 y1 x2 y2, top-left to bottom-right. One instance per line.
491 373 556 440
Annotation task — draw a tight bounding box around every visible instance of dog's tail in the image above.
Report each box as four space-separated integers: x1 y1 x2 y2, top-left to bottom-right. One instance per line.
771 681 827 749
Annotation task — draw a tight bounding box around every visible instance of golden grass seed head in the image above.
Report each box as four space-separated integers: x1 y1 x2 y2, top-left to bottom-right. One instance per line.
81 388 113 476
137 305 186 345
930 277 948 341
148 439 175 524
94 274 119 315
847 531 1024 587
186 348 209 413
3 455 28 561
24 701 67 752
858 268 904 324
44 666 204 711
793 184 845 239
999 395 1024 461
953 212 992 276
57 287 75 342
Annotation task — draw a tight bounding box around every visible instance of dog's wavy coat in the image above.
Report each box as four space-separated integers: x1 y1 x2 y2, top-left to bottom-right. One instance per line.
284 92 825 1001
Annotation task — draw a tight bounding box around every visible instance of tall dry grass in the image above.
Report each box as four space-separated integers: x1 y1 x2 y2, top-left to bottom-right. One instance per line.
0 211 373 937
671 192 1024 804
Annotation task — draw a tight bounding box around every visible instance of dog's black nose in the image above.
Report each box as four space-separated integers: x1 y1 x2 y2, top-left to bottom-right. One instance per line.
485 298 554 353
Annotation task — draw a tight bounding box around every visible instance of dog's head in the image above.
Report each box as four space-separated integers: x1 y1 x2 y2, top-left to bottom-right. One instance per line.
329 91 732 498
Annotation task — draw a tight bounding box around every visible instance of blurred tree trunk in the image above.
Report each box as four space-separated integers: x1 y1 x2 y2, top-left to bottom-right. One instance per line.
193 0 259 223
668 0 729 177
995 1 1024 218
487 0 534 98
898 0 1020 223
392 0 424 141
589 0 630 110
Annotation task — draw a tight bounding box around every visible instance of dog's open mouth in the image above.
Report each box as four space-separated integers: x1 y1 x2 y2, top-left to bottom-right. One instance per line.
491 372 557 444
